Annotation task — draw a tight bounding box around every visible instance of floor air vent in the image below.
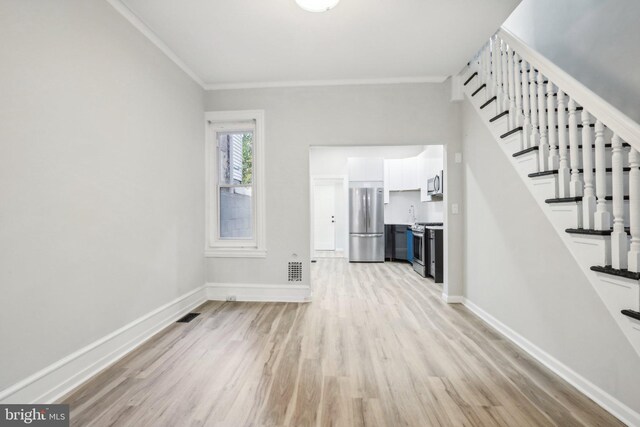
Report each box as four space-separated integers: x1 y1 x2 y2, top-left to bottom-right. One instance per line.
288 262 303 282
176 312 200 323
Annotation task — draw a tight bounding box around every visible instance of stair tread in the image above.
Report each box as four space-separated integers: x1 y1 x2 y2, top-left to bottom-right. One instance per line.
472 84 487 97
500 127 523 139
480 96 497 109
622 310 640 321
512 146 539 157
546 195 629 203
464 72 478 86
591 265 640 280
489 111 509 122
545 196 583 204
528 170 558 178
566 227 630 236
529 167 631 177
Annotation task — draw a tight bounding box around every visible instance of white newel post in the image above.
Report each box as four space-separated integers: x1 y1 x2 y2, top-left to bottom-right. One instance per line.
508 48 516 128
581 110 596 229
629 148 640 272
557 91 570 197
611 135 629 269
568 99 583 197
529 68 539 148
547 82 558 170
501 42 509 111
594 120 611 230
537 73 549 171
521 60 531 148
514 53 522 129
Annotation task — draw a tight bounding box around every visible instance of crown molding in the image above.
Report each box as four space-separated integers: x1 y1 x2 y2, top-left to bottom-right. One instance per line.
204 76 449 91
106 0 206 88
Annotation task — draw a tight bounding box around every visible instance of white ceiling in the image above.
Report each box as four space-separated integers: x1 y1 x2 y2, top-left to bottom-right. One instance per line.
116 0 520 89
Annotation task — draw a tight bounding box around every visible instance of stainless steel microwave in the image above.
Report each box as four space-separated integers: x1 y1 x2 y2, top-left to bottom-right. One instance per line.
427 170 443 196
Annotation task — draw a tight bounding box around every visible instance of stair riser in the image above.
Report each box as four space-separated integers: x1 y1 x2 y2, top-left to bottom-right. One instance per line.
592 273 640 322
548 202 583 230
570 235 610 267
531 175 558 199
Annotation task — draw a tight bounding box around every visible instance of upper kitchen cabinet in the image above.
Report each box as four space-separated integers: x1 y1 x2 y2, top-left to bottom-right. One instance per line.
347 157 384 182
385 158 420 192
418 146 445 202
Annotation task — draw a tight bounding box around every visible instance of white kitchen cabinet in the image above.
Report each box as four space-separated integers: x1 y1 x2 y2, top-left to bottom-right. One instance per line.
402 157 420 190
387 159 403 191
348 157 384 182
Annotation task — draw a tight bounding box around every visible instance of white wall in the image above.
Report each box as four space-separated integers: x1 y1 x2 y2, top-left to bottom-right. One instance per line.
204 83 462 288
461 98 640 412
0 0 204 391
503 0 640 123
309 145 425 176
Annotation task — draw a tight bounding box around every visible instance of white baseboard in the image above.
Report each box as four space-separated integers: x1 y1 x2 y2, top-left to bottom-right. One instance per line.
0 286 207 405
206 283 312 303
442 293 464 304
462 298 640 427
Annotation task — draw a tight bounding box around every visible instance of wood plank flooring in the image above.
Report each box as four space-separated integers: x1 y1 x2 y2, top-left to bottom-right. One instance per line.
61 259 623 426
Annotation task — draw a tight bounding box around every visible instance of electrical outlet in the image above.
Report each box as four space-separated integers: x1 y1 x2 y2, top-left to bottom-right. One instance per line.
226 296 237 302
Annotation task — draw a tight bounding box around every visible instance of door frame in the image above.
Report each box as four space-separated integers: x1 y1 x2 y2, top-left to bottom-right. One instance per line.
310 175 348 261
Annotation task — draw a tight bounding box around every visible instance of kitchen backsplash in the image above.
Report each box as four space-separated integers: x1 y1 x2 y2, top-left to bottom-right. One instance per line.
384 191 444 224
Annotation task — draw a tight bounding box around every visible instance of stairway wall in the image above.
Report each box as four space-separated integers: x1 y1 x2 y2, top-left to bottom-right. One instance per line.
461 97 640 412
503 0 640 123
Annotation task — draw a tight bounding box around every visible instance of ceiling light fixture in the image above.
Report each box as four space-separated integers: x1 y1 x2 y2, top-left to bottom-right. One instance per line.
295 0 340 13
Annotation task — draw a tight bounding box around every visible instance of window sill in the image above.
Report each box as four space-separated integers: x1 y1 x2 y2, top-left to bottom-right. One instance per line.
204 248 267 258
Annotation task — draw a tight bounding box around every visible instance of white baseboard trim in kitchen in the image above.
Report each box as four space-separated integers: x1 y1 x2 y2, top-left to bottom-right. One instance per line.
0 286 207 405
462 298 640 427
442 293 464 304
206 283 312 303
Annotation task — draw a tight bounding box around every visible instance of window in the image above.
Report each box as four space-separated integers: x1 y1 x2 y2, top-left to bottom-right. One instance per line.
205 110 266 257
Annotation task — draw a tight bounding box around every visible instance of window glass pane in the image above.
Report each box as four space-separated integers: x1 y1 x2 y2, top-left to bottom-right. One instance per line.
219 186 253 239
217 132 253 185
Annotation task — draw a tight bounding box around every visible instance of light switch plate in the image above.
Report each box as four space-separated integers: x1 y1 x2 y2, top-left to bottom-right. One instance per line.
451 203 459 215
455 152 462 163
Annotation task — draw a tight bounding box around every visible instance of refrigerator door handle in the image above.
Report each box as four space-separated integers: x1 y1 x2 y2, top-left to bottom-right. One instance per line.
366 189 371 231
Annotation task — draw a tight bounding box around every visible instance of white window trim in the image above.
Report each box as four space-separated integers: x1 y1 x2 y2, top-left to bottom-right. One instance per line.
205 110 266 258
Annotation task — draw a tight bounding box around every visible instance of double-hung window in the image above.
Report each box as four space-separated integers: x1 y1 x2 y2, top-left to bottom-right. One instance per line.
205 110 266 257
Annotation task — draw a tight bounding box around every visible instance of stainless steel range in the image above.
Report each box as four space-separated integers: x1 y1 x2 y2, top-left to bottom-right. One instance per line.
411 222 443 277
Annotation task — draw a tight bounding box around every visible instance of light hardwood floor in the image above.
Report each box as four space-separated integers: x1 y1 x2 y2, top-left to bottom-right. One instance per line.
62 259 623 426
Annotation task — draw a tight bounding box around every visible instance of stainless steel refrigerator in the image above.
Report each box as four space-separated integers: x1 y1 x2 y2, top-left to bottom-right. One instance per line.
349 187 384 262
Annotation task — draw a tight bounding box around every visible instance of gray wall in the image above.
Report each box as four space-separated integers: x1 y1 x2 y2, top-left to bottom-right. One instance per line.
0 0 204 390
504 0 640 123
461 98 640 412
204 83 462 289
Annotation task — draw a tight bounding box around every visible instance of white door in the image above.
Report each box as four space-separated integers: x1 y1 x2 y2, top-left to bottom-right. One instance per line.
313 184 336 251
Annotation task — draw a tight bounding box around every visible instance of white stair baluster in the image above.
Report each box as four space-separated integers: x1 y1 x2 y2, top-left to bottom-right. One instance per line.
508 48 516 128
521 60 531 148
611 135 629 270
537 73 548 171
501 42 509 112
514 53 523 129
491 36 499 97
529 68 539 149
581 110 596 229
496 39 503 104
547 82 558 170
557 91 570 197
594 120 611 230
568 99 583 196
629 148 640 272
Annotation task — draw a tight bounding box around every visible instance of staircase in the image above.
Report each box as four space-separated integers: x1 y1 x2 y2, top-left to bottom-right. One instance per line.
462 28 640 357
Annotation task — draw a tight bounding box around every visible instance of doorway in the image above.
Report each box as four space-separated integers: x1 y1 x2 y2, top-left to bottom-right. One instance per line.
310 176 347 259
